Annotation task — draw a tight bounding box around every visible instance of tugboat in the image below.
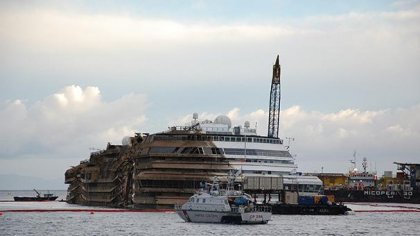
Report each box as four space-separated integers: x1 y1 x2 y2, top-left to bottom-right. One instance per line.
175 176 272 224
14 189 58 201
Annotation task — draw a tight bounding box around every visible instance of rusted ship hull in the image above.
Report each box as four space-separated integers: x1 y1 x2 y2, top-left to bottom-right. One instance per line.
65 133 233 209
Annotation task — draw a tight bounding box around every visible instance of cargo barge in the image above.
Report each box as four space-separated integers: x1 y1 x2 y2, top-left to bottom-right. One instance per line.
324 189 420 204
269 203 350 215
252 191 350 215
313 161 420 204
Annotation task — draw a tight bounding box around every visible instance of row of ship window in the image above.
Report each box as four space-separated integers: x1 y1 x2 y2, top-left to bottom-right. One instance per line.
245 160 292 164
283 184 323 193
148 146 292 158
140 180 206 189
189 197 228 204
153 135 282 144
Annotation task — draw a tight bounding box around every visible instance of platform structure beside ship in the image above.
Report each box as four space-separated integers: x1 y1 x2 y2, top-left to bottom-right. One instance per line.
240 175 350 215
310 160 420 204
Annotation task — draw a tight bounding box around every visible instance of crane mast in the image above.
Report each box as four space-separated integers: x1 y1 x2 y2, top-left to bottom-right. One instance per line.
267 55 281 138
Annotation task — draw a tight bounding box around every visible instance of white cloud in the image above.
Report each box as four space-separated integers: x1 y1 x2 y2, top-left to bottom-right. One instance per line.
2 5 418 52
0 85 148 159
0 85 148 179
279 105 420 172
1 4 419 111
0 9 300 52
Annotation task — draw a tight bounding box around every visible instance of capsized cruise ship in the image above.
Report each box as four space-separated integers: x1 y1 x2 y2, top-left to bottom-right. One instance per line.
64 55 322 209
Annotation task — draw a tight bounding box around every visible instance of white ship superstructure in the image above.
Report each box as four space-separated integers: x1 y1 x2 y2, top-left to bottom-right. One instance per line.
173 113 322 196
200 115 296 176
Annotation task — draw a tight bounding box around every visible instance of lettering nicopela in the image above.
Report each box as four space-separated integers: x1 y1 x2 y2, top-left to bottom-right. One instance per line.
364 190 413 196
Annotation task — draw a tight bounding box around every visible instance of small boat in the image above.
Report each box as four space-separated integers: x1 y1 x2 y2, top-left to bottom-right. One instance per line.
175 176 272 224
14 189 58 201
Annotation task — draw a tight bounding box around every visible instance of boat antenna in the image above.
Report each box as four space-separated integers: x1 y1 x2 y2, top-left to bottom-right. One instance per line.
193 112 198 124
362 157 368 173
33 189 41 197
350 150 357 171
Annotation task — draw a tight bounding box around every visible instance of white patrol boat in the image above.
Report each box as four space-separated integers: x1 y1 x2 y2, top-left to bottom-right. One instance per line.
175 176 272 224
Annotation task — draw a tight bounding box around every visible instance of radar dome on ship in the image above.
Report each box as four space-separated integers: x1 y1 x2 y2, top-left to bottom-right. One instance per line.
122 136 132 146
214 115 232 129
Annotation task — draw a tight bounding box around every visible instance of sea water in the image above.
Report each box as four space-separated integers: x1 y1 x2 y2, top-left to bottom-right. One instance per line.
1 191 419 236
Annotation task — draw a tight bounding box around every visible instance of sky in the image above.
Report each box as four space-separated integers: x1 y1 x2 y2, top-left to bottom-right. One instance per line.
0 0 419 189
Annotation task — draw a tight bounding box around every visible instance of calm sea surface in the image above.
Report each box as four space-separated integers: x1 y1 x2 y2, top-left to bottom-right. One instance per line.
1 190 420 236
